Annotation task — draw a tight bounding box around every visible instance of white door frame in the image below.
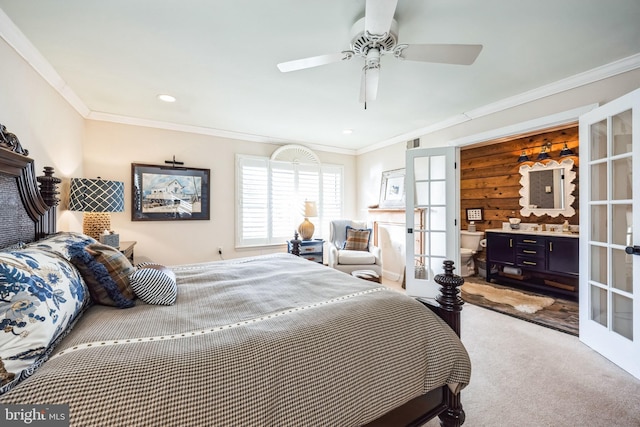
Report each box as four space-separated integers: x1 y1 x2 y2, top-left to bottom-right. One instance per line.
578 88 640 379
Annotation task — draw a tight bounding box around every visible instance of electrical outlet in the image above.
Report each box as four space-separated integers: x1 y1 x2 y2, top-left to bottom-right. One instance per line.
218 246 223 255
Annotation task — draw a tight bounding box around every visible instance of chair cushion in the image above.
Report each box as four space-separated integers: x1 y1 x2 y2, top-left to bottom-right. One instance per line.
338 249 376 265
343 226 371 251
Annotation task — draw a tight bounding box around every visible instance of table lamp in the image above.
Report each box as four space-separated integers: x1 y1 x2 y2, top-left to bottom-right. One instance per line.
298 200 318 240
69 177 125 240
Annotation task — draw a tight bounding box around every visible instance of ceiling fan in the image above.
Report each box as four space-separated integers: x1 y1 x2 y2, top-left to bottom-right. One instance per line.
276 0 482 106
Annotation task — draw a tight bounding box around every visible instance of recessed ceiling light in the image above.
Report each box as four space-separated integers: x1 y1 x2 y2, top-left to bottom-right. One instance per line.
157 94 176 103
342 129 353 134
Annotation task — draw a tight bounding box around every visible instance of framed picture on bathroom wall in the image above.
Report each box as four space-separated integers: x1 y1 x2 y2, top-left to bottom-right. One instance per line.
465 207 484 221
379 168 406 208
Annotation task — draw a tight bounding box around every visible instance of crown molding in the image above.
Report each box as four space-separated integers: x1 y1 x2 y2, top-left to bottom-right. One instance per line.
0 8 89 117
3 6 639 156
358 52 640 155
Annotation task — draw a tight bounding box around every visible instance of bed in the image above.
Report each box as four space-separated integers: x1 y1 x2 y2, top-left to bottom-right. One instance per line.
0 124 470 426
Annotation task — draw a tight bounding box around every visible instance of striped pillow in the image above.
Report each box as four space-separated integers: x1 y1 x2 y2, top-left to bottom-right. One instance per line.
130 264 177 305
343 225 371 251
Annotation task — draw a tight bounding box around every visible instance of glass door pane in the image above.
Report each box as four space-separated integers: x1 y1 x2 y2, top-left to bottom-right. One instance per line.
579 87 639 380
405 147 458 299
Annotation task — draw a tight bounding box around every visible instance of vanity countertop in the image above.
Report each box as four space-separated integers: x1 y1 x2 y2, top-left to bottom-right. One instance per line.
485 228 579 238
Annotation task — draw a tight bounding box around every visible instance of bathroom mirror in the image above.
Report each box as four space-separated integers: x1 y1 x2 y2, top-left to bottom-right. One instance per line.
519 158 575 217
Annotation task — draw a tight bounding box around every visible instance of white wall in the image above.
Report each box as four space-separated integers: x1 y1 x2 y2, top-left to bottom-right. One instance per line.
356 70 640 216
83 120 357 265
0 37 85 233
0 34 358 265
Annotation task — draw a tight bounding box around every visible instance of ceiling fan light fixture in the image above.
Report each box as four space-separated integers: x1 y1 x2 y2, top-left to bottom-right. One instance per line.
276 0 482 104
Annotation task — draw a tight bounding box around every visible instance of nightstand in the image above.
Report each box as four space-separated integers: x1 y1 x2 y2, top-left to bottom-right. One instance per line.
288 239 324 263
119 241 136 262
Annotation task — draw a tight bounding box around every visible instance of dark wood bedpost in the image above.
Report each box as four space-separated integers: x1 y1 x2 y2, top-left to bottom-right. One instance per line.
37 166 61 236
433 260 465 427
434 260 464 337
290 231 301 256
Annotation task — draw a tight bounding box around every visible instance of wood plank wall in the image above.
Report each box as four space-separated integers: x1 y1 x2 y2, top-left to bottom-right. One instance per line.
460 125 580 232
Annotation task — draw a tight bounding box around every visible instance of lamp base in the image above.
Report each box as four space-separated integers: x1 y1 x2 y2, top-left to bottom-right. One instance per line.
83 212 111 240
298 218 315 240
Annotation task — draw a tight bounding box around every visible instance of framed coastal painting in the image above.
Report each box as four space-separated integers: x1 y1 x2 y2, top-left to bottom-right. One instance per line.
379 168 406 208
131 163 210 221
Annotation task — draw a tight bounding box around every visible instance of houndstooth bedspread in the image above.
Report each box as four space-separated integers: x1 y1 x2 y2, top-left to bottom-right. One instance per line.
0 253 470 426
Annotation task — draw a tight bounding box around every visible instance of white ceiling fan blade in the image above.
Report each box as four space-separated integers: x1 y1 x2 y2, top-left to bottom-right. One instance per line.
400 44 483 65
365 0 398 35
277 52 348 72
359 67 380 104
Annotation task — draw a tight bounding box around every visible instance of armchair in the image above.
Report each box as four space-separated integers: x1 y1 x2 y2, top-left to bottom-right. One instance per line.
328 220 382 276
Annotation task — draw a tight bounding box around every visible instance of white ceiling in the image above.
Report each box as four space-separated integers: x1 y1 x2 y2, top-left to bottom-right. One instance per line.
1 0 639 153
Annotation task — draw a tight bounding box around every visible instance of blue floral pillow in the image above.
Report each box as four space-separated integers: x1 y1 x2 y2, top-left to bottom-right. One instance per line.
0 248 90 394
26 231 97 261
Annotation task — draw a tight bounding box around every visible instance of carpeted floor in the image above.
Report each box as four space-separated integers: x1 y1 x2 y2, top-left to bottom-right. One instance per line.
461 275 579 336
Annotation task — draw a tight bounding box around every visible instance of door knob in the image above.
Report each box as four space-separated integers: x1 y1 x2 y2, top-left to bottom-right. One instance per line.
625 246 640 255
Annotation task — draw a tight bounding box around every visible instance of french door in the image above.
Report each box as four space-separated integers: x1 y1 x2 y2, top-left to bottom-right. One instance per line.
579 88 640 379
405 147 459 299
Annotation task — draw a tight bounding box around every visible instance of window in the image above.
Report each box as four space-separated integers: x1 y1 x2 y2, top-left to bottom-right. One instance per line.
236 154 343 247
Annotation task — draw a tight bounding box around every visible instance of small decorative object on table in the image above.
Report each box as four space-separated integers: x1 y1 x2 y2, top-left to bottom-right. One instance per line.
99 230 120 247
351 269 381 283
509 218 521 229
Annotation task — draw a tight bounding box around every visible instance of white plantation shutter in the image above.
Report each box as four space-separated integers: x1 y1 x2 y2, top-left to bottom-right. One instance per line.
237 154 343 247
237 156 269 246
271 161 296 242
321 166 343 237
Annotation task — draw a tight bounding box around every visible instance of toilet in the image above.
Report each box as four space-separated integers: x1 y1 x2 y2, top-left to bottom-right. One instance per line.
460 230 484 277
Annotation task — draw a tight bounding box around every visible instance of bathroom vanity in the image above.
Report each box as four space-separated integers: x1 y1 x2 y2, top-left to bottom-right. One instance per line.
485 228 578 299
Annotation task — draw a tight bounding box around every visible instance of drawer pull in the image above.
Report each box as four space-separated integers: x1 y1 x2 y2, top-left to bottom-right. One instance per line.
509 238 513 248
549 242 553 251
522 261 537 266
522 239 537 244
523 250 537 254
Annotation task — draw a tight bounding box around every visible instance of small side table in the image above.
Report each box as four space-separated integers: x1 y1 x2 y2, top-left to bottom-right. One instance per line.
119 241 136 262
288 239 324 263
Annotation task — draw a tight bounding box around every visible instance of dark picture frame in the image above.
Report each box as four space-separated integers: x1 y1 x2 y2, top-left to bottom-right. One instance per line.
465 207 484 221
379 168 406 208
131 163 210 221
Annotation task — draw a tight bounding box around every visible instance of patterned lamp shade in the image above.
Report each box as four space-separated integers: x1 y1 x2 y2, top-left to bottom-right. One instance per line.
69 178 125 240
69 178 125 212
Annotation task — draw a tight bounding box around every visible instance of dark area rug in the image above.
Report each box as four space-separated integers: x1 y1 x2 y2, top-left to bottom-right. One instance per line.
461 276 579 336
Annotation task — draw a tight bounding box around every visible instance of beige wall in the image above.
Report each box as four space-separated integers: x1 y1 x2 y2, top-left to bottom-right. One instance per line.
83 120 357 265
3 31 639 265
1 36 357 265
0 37 85 233
356 70 640 217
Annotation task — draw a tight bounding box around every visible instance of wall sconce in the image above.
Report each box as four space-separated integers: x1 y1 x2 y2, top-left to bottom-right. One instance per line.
298 200 318 240
69 177 125 240
536 142 551 161
518 141 575 163
517 150 530 163
559 142 575 157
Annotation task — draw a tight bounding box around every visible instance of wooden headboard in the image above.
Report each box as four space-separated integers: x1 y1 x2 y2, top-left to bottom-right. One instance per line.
0 123 60 248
